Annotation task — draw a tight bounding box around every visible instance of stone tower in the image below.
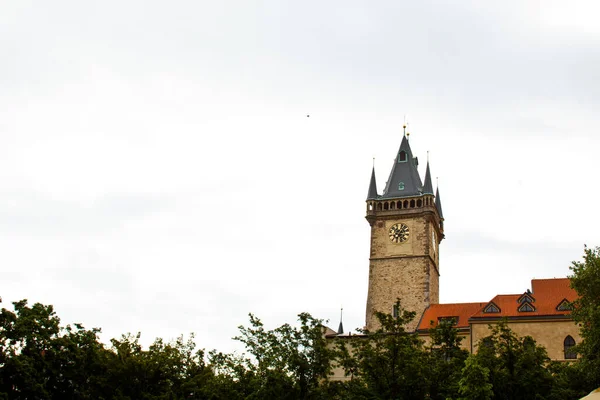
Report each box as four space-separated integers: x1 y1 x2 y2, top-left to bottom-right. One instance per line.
365 132 444 331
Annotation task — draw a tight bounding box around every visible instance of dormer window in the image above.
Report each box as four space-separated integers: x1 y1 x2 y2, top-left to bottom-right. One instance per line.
398 182 405 190
483 302 500 313
556 299 573 311
398 151 407 162
438 316 458 326
517 293 535 304
518 302 535 312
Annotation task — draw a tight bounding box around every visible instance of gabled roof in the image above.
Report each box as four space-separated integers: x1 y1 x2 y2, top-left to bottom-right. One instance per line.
381 135 423 199
470 278 577 320
418 279 577 333
366 166 378 200
417 302 485 330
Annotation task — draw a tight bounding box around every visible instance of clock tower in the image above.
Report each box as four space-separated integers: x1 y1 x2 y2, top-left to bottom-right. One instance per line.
365 132 444 331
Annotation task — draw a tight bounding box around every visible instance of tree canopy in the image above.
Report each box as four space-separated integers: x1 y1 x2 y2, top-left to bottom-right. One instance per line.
2 244 599 400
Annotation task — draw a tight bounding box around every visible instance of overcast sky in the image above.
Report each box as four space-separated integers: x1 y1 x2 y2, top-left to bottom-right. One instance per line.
2 1 599 354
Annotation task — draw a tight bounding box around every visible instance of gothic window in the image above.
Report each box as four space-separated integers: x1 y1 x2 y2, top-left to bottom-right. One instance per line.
564 336 577 359
483 302 500 313
399 151 407 162
518 302 535 312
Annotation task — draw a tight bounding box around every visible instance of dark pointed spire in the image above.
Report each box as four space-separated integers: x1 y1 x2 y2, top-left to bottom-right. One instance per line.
367 166 378 200
337 307 344 334
423 158 434 195
435 185 444 220
381 134 423 198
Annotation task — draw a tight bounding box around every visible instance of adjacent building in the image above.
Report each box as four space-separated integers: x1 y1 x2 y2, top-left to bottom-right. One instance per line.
332 129 580 362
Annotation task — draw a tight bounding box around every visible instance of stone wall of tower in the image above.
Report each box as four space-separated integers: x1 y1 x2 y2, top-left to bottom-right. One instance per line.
366 257 437 331
365 211 440 331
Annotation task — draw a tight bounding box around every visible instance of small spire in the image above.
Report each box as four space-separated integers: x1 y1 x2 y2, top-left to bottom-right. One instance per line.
367 165 378 200
423 159 434 195
337 306 344 334
435 183 444 220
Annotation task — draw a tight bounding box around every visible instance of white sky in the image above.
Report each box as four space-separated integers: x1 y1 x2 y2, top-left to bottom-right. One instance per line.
2 1 599 354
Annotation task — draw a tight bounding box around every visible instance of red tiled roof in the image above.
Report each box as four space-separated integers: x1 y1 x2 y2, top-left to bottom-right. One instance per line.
418 302 485 330
417 278 577 331
470 278 577 320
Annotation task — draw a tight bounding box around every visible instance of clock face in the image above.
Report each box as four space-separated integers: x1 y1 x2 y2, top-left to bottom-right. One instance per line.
389 223 409 243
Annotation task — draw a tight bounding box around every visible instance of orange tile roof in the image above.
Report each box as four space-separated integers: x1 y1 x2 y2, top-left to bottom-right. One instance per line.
418 302 485 330
417 278 577 331
470 278 577 320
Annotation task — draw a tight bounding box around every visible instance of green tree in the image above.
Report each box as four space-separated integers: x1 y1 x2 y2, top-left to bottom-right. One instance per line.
458 355 493 400
461 321 553 400
0 300 61 398
547 360 590 400
335 299 428 399
569 245 600 389
211 312 334 399
426 318 469 399
106 332 212 400
0 300 111 399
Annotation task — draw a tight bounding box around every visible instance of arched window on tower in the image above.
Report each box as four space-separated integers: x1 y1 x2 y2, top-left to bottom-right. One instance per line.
564 336 577 359
398 151 407 162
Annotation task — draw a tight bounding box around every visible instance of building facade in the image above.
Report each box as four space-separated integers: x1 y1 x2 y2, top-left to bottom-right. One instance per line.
356 130 580 361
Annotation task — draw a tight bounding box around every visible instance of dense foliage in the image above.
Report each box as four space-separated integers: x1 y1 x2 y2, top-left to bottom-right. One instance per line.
1 247 599 399
570 245 600 389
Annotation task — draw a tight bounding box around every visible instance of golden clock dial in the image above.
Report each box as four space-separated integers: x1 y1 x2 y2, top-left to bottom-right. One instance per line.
389 223 409 243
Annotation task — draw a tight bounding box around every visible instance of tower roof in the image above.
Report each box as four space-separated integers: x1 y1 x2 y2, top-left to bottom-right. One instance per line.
337 307 344 334
366 166 378 200
423 160 434 195
435 186 444 219
381 135 423 198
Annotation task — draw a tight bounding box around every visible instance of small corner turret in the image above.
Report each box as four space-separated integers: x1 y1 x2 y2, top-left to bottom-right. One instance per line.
367 166 378 201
